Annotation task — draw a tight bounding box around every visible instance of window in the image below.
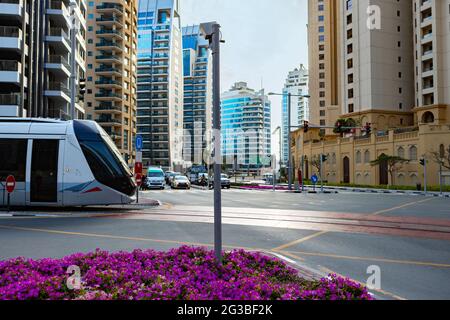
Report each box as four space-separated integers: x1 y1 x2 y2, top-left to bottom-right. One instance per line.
356 150 362 164
0 139 27 181
409 146 418 161
397 147 405 158
364 150 371 164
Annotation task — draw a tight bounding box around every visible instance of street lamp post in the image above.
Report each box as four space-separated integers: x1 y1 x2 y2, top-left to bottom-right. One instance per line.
206 23 224 264
269 92 310 191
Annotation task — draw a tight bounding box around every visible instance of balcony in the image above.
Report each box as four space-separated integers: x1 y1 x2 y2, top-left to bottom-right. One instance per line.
95 91 122 101
0 60 21 85
0 26 22 51
0 93 21 116
45 82 71 102
47 0 70 26
95 79 122 88
96 118 122 126
95 104 122 113
96 29 124 39
96 16 123 27
96 3 123 15
0 0 23 20
46 28 71 52
95 66 122 76
45 55 71 77
95 54 122 64
96 41 123 52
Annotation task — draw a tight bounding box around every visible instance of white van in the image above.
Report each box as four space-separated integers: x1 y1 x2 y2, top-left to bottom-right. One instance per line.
146 167 165 190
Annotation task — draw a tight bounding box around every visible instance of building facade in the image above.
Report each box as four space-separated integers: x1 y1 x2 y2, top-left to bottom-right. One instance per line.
221 82 271 173
85 0 138 162
294 0 450 188
182 23 213 167
339 0 415 129
0 0 87 119
282 64 309 166
136 0 184 171
308 0 341 135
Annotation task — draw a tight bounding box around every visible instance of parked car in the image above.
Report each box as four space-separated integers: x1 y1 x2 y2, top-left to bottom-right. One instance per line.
209 174 231 189
146 168 165 190
168 172 181 185
164 171 175 184
171 176 191 190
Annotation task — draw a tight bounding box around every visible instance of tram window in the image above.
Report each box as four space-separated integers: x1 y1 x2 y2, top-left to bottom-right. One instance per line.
0 139 27 181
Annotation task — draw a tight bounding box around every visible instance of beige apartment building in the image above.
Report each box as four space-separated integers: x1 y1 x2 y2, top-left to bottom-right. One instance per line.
308 0 341 136
295 0 450 187
85 1 138 162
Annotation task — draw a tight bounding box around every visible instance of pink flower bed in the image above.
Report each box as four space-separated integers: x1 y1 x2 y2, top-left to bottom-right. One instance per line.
0 246 373 300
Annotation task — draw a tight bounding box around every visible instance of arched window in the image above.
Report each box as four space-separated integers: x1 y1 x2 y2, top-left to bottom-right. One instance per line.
422 112 435 124
397 147 405 159
364 150 371 163
409 146 418 161
356 150 362 164
332 153 336 164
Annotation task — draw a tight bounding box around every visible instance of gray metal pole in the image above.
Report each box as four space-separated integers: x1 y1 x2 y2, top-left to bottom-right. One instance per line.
288 93 293 191
424 160 427 195
320 154 324 193
212 23 222 264
301 155 305 192
440 163 443 196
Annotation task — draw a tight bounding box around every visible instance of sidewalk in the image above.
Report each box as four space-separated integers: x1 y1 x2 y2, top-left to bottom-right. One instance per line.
238 183 450 197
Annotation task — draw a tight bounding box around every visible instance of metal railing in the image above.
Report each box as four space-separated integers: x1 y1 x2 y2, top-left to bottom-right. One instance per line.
0 59 19 71
0 26 20 37
47 55 70 69
0 93 20 105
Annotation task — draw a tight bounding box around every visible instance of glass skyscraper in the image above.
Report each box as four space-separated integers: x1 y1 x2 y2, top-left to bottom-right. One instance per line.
182 23 213 166
136 0 184 171
221 82 272 173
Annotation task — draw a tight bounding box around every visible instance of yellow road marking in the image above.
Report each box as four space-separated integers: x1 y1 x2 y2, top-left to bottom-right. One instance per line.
0 224 261 252
284 249 450 269
371 198 434 216
271 197 436 252
272 231 328 252
318 266 407 301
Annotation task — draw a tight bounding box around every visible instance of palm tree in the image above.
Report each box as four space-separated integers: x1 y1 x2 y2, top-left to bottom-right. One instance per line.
370 154 408 187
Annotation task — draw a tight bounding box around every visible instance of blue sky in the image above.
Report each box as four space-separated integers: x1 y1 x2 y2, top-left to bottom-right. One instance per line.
179 0 309 156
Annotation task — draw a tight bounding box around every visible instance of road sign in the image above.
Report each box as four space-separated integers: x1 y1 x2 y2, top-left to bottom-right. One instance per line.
135 135 143 151
135 162 143 175
135 173 143 187
6 175 16 193
311 174 319 185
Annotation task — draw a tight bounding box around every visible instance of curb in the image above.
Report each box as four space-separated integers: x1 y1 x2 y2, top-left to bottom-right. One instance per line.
265 251 383 300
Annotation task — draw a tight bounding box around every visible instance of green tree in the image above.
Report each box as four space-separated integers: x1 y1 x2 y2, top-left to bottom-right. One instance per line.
370 154 409 187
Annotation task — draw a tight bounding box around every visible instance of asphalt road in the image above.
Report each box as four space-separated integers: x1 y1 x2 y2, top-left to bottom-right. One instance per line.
1 188 449 300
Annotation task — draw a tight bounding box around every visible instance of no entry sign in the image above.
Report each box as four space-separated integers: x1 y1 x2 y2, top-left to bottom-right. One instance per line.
5 175 16 194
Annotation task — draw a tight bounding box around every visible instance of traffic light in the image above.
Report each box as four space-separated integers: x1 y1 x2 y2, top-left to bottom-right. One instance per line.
365 122 372 136
321 154 328 163
420 158 426 166
303 121 309 133
79 78 86 102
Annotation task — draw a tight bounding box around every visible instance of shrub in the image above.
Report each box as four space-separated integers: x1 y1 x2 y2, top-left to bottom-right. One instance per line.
0 247 373 301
